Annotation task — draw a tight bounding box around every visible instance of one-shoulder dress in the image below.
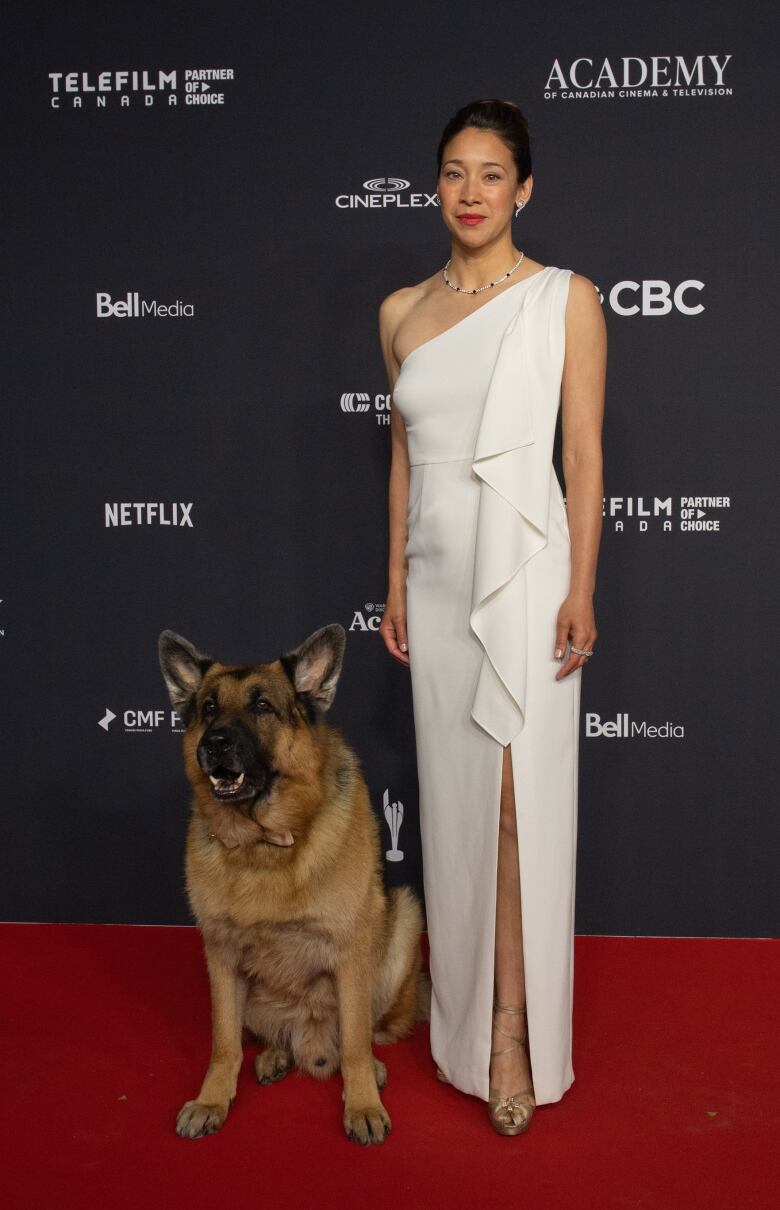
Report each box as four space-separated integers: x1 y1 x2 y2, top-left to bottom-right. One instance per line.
391 264 581 1106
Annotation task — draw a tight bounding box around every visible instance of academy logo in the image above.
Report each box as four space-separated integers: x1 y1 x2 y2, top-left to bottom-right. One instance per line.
382 788 405 862
544 55 733 100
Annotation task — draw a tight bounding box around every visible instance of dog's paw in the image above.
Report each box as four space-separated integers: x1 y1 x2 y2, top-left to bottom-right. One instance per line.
175 1100 228 1139
255 1048 294 1085
343 1101 392 1146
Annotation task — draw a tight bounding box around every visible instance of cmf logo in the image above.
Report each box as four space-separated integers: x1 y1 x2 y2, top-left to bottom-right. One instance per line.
341 393 371 413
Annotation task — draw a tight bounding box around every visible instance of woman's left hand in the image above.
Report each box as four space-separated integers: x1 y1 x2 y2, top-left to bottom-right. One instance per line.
553 592 597 680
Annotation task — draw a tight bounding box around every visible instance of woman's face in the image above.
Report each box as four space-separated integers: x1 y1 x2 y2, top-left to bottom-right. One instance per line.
437 126 530 242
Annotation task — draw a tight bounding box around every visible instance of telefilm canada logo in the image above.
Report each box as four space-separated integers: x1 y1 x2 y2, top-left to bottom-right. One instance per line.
104 503 195 527
335 177 439 210
349 603 385 632
49 68 236 108
585 713 684 739
96 292 195 318
340 393 392 425
604 496 730 533
544 55 733 100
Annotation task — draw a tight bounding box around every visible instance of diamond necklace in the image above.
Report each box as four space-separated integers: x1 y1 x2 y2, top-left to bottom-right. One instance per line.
442 251 525 295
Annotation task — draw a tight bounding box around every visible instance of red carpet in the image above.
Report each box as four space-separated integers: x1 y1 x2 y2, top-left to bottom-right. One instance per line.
1 925 776 1209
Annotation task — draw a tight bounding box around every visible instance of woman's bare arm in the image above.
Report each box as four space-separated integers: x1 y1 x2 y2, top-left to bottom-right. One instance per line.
555 272 606 678
377 292 412 667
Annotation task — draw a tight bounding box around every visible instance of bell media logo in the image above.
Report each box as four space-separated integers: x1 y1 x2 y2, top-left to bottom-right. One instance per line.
96 291 195 318
585 713 684 739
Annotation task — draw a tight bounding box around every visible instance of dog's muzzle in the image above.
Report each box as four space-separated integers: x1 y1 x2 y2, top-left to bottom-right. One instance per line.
197 726 272 805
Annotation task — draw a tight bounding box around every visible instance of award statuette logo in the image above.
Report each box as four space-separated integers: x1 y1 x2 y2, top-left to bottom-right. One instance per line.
383 788 404 862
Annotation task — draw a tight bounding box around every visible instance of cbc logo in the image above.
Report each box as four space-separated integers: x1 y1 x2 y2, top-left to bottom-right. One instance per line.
599 280 704 316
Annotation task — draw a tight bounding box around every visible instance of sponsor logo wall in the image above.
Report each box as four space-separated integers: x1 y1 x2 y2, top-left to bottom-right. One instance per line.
3 2 777 936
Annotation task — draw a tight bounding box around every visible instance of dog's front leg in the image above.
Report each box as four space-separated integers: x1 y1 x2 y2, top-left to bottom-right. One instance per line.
176 943 248 1139
337 952 391 1145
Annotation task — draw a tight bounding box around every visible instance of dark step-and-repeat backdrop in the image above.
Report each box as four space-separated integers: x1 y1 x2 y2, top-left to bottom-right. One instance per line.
3 2 777 936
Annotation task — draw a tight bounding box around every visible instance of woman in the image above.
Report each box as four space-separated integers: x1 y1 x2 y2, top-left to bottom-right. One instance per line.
378 98 605 1136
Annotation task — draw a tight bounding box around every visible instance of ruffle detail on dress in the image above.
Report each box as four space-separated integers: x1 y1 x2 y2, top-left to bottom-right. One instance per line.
469 267 569 746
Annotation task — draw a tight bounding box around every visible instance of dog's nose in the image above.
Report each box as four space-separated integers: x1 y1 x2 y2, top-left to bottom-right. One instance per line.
203 729 234 755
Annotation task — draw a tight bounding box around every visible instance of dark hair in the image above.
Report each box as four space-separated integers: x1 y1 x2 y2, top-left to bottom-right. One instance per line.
436 98 532 184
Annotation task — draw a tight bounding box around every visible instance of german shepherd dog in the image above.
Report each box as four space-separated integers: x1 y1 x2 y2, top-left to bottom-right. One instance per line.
158 623 427 1145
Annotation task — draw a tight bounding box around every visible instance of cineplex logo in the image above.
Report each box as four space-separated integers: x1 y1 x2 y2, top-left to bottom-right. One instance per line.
544 55 733 99
104 503 194 527
349 603 385 632
336 178 438 210
604 496 730 532
49 69 236 108
586 713 684 739
340 393 392 425
96 292 195 318
99 707 184 733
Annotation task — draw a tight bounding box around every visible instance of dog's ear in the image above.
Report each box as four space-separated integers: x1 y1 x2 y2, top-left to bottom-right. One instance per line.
280 624 346 715
158 630 214 709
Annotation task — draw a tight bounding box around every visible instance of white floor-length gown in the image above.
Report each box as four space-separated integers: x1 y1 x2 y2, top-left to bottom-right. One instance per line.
391 265 581 1105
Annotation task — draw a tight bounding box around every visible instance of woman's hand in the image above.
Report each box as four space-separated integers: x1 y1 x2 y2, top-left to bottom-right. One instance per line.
553 591 597 680
379 586 410 668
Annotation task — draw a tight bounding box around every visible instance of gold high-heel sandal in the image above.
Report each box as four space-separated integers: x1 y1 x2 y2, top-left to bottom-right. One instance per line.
488 1001 536 1136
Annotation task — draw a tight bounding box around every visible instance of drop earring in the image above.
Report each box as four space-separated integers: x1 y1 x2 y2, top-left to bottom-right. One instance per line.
514 200 527 218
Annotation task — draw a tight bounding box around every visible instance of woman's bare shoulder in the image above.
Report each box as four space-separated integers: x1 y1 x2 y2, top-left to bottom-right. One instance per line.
379 272 440 334
378 272 440 370
566 271 601 306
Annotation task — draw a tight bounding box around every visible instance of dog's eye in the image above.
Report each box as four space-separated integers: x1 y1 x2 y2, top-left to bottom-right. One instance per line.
202 699 216 717
253 698 272 713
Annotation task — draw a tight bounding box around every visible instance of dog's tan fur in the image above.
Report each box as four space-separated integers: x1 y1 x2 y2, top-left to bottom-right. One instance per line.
159 624 427 1145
